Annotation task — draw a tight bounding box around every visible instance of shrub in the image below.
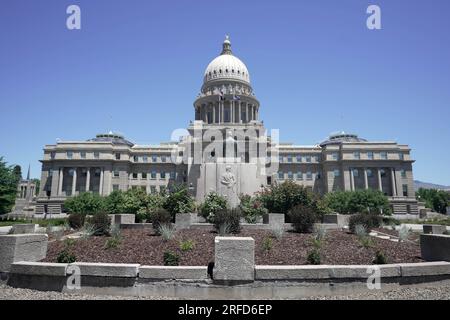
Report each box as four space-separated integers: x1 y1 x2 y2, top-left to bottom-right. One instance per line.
239 194 268 223
307 249 321 265
324 190 391 215
163 250 180 266
150 208 172 235
257 181 313 214
56 249 76 263
179 239 195 252
200 192 228 221
373 250 388 264
288 204 317 233
68 213 85 229
159 223 175 241
398 225 410 242
163 184 195 217
349 213 382 233
213 209 241 234
81 223 96 239
104 237 121 249
313 224 327 242
262 236 273 252
104 190 125 214
64 192 105 215
90 212 111 236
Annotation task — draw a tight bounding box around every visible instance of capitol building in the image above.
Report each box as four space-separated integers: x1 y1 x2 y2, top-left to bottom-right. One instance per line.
36 37 418 215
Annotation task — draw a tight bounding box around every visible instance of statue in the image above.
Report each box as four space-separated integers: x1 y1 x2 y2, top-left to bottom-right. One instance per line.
220 165 239 207
220 165 236 190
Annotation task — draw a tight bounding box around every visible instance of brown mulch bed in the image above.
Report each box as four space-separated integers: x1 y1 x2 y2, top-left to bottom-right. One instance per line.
43 228 423 266
372 227 421 242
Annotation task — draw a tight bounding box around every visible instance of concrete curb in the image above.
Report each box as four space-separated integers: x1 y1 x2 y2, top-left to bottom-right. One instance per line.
139 266 208 280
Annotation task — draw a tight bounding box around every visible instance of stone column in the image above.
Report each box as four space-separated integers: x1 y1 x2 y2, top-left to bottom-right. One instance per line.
86 168 90 192
230 100 234 123
377 168 383 192
247 104 250 122
391 168 397 196
213 103 216 123
350 169 355 191
238 101 241 123
221 101 224 124
58 167 64 195
364 168 369 189
71 168 77 196
99 168 104 195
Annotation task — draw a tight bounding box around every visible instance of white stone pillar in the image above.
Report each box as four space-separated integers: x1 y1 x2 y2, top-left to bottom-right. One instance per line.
350 169 355 191
58 167 64 195
364 168 369 189
86 168 90 192
221 101 224 123
71 168 77 196
238 101 241 123
377 168 383 192
247 104 250 122
391 168 397 196
213 103 216 123
99 168 104 195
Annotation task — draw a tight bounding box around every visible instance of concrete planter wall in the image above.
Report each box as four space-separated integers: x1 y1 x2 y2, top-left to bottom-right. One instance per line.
423 224 447 235
323 214 350 227
420 234 450 262
0 234 48 272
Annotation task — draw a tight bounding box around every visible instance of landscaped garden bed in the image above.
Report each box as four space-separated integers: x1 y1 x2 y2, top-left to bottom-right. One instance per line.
43 228 422 266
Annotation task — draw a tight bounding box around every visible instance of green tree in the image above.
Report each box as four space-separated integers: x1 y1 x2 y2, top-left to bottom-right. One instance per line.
416 188 449 214
12 165 22 181
324 189 390 215
200 192 228 221
256 180 313 214
63 192 106 215
0 157 21 214
163 184 195 217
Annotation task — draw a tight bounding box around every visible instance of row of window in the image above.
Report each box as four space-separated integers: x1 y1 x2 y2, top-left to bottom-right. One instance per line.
52 151 172 162
277 171 318 180
53 151 101 160
113 171 177 180
279 155 320 163
112 185 167 194
333 168 406 179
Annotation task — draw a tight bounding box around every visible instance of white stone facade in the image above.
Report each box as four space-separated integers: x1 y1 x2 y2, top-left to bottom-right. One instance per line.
36 37 418 215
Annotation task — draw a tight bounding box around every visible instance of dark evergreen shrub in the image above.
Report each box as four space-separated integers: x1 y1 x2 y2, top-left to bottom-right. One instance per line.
213 208 241 234
349 213 382 233
288 204 317 233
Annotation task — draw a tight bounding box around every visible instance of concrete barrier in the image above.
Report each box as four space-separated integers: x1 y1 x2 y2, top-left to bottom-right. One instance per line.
399 261 450 276
175 213 192 230
139 266 207 280
10 224 37 234
112 214 135 225
323 214 350 227
0 234 48 272
71 262 139 278
420 234 450 262
263 213 285 228
120 223 153 230
213 237 255 282
255 264 401 280
423 224 447 235
10 261 68 276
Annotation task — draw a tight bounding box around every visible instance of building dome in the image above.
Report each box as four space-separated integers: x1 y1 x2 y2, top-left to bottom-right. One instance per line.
89 132 134 147
319 131 367 147
203 36 250 84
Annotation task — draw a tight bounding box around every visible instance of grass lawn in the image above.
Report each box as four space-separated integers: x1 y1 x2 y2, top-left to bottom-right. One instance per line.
0 218 67 228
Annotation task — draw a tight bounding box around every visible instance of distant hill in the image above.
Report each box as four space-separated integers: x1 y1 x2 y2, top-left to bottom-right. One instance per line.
414 180 450 191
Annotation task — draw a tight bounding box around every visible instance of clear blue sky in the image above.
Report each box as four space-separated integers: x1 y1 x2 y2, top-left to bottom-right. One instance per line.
1 0 449 185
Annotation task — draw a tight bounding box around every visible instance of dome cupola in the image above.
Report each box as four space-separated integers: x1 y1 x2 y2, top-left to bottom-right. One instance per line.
203 36 250 84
